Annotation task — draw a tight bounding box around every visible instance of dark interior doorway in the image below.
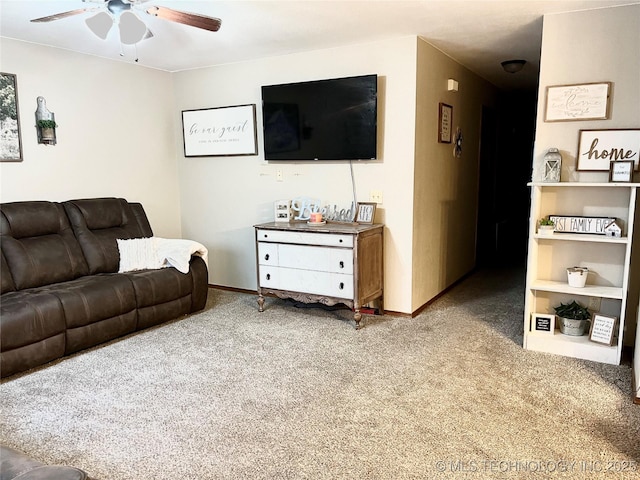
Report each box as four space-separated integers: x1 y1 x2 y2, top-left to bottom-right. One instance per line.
476 91 536 267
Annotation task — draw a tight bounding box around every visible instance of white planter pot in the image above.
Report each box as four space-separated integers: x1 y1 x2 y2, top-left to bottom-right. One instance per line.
567 267 588 288
538 225 554 236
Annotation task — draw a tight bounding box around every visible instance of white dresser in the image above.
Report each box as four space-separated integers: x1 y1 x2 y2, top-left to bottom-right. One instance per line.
254 222 384 329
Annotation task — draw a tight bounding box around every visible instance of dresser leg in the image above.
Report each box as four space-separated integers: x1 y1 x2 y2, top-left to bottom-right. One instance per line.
257 295 265 312
354 309 362 330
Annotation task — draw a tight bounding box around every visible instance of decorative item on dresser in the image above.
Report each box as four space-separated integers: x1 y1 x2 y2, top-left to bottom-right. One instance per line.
254 221 383 329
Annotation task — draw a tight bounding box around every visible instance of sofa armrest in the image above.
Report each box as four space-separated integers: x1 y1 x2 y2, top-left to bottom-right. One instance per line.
0 446 88 480
189 256 208 312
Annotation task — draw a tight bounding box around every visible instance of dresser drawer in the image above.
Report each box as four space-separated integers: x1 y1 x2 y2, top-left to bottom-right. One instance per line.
259 266 354 299
278 244 353 274
258 265 280 289
256 229 353 248
257 243 279 266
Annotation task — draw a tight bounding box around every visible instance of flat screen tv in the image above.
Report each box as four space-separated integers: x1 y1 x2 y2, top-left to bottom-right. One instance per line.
261 74 377 161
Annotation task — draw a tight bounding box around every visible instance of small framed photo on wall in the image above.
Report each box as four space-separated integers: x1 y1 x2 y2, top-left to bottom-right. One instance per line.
531 313 555 335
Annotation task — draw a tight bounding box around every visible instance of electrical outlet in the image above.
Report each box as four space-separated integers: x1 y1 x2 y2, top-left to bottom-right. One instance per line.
370 190 383 204
588 297 601 311
276 169 283 182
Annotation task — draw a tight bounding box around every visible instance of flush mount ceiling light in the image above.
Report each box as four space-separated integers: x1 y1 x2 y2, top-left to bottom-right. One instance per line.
31 0 221 47
501 59 526 73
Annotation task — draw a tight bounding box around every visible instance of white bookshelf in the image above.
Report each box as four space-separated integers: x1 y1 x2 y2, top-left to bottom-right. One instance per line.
523 182 640 365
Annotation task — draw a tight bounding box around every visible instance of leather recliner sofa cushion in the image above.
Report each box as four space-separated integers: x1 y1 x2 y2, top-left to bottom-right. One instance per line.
0 290 66 378
63 198 152 274
41 274 138 355
0 202 88 289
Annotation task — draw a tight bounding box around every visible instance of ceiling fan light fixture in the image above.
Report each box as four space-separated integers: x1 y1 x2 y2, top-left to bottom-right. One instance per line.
85 11 114 39
119 11 148 45
501 59 526 74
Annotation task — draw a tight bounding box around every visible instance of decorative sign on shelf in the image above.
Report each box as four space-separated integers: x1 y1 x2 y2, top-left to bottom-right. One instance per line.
577 128 640 171
589 313 617 346
548 215 618 235
531 313 555 335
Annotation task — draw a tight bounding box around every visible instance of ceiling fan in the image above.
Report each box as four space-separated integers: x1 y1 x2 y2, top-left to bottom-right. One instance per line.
30 0 221 46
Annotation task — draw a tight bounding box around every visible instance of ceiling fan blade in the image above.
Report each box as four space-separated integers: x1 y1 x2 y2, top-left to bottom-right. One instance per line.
145 6 221 32
31 8 94 23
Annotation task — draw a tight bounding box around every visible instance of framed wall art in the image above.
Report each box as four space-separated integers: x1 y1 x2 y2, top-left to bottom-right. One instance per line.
438 103 452 143
577 129 640 171
544 82 611 122
182 104 258 157
0 72 22 162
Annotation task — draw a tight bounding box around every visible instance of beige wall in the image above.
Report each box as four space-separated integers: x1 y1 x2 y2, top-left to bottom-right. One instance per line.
173 37 419 313
0 39 182 237
412 38 498 311
1 34 500 315
533 4 640 184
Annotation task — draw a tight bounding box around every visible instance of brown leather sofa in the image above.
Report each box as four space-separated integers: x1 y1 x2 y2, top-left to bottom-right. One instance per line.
0 198 208 378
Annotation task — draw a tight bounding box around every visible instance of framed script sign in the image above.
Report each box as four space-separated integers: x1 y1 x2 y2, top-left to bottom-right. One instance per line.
182 104 258 157
544 82 611 122
577 129 640 171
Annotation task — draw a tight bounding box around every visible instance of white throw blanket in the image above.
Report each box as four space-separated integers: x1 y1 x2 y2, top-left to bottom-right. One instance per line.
117 237 208 274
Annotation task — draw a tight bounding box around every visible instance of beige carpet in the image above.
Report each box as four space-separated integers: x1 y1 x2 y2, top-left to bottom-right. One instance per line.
1 267 639 479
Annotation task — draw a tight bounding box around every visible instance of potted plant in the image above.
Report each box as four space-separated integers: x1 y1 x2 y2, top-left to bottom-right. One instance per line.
554 300 591 336
36 119 57 141
537 217 555 235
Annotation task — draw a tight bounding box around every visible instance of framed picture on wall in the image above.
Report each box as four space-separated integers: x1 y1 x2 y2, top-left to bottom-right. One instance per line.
544 82 611 122
0 72 22 162
438 103 452 144
182 104 258 157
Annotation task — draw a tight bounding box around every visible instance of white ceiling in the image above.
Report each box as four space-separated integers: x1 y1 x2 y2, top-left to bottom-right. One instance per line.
1 0 638 90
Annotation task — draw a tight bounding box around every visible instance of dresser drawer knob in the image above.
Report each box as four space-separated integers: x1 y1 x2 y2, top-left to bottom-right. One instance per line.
265 254 270 261
339 239 343 243
339 282 344 290
263 234 268 238
266 274 271 280
339 261 344 268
